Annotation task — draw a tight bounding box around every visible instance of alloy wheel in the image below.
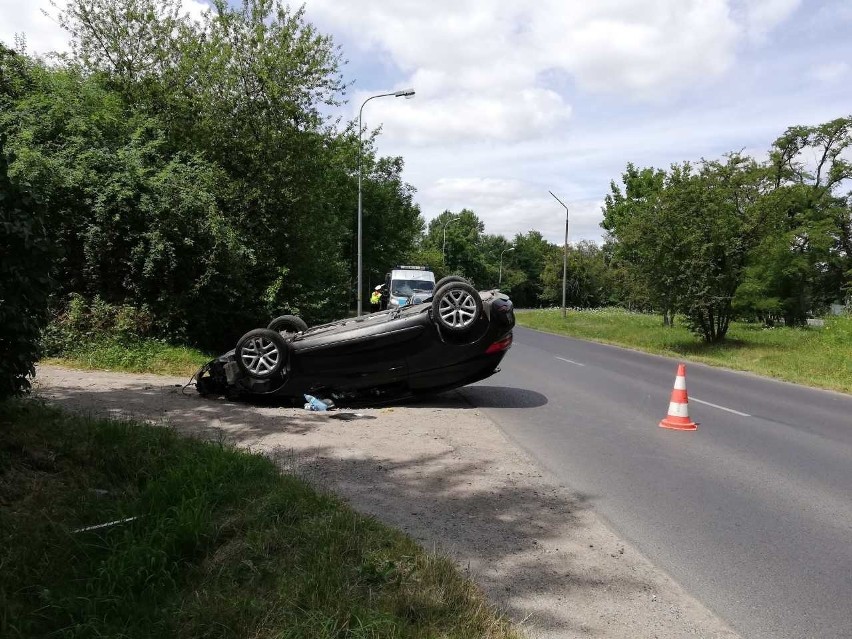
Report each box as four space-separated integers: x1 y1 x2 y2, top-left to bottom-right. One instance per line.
438 289 478 329
239 336 281 377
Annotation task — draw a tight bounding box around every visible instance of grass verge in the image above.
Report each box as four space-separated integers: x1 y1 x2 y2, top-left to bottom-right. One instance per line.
1 400 521 639
515 308 852 394
42 337 211 377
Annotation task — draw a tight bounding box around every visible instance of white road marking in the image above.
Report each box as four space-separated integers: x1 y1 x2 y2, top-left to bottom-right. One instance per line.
691 397 751 417
555 356 585 367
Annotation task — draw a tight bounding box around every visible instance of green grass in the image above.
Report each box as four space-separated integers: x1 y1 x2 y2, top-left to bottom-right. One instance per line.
516 308 852 394
0 399 522 639
43 337 211 377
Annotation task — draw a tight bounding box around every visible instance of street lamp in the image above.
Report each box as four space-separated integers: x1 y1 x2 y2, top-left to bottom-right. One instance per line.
498 246 515 286
441 214 459 263
549 191 569 319
357 88 415 316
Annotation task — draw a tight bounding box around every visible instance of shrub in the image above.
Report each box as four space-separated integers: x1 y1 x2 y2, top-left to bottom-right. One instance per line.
41 294 155 357
0 136 54 398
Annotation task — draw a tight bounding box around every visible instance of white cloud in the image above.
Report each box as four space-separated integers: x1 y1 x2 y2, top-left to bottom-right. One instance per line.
0 0 210 55
358 86 571 144
304 0 802 148
319 0 819 246
378 77 851 245
422 177 604 244
524 0 741 93
0 0 69 54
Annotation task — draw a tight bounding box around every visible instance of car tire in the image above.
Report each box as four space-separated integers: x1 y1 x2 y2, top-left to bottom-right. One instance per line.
431 281 483 333
434 275 470 291
268 314 308 335
235 328 288 379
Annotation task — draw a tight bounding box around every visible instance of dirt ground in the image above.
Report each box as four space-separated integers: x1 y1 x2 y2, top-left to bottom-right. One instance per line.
35 365 740 639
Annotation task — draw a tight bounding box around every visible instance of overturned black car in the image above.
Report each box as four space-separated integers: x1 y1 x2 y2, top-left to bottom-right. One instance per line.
195 277 515 405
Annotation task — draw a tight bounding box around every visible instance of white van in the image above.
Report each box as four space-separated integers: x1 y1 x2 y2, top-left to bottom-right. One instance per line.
385 266 436 309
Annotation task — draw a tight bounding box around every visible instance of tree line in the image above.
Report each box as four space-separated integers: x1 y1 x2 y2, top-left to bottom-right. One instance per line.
1 0 429 396
14 0 427 339
418 119 852 345
403 116 852 344
2 0 850 398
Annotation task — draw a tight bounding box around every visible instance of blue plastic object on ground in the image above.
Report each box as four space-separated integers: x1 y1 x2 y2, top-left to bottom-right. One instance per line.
303 394 328 411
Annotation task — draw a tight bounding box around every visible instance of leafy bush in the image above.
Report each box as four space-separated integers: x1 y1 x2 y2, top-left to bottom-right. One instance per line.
39 294 212 377
41 293 155 356
0 136 54 398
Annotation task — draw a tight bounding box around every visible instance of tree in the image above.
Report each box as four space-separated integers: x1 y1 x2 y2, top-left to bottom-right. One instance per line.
0 133 55 397
739 116 852 325
666 155 772 341
504 230 550 307
3 0 426 352
602 117 851 337
599 239 653 311
360 155 424 296
602 163 677 324
839 194 852 306
541 241 610 308
2 62 258 348
424 209 491 285
0 47 55 397
603 156 773 342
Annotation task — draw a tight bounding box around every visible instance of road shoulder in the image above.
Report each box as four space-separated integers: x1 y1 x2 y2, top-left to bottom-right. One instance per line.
34 365 739 639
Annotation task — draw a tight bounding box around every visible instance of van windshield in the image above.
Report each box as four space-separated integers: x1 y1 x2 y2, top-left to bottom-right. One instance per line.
391 279 435 297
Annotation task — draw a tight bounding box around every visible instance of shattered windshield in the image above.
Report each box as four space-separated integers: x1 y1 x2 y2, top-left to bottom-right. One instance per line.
391 279 435 297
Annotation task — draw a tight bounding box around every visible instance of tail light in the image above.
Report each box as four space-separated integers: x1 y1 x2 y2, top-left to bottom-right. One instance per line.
485 333 513 355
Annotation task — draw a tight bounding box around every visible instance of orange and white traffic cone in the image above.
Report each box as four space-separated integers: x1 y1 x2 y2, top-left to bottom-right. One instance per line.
659 363 698 431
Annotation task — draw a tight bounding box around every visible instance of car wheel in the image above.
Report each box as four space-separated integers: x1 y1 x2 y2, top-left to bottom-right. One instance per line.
268 314 308 335
434 275 470 291
432 281 483 332
235 328 288 379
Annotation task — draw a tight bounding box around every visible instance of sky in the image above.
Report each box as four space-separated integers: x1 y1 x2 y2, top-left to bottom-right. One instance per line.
2 0 851 245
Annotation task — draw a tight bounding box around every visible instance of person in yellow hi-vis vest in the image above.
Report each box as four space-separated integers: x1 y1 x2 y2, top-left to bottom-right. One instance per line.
370 286 382 313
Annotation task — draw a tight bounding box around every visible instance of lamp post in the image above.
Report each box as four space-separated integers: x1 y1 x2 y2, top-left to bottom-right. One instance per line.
549 191 569 319
498 246 515 286
357 88 415 316
441 214 459 264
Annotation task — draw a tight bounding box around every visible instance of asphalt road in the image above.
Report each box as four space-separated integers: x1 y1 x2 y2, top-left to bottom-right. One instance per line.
460 326 852 639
